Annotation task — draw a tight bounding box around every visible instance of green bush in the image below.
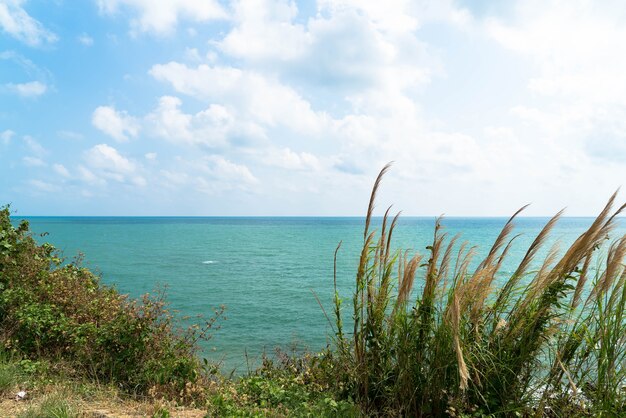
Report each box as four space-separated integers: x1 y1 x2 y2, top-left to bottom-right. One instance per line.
0 206 222 400
207 349 358 417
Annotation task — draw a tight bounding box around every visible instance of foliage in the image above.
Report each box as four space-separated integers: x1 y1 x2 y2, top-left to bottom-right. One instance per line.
327 164 626 416
207 348 358 417
0 205 222 400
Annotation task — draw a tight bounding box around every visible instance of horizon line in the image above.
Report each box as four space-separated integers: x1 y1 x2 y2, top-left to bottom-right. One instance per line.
13 214 624 219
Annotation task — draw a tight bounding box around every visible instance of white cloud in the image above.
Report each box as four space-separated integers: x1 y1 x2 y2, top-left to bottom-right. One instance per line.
319 0 471 33
11 0 613 216
22 156 45 167
204 155 259 185
96 0 228 35
217 0 436 94
85 143 135 174
160 155 259 195
77 33 94 46
92 105 140 142
139 1 504 215
0 0 58 46
482 1 626 170
219 0 309 61
486 0 626 105
53 163 70 178
84 143 145 186
262 148 322 171
150 63 326 134
184 47 202 62
6 81 47 97
1 129 14 145
22 135 45 156
146 95 265 147
77 165 105 186
27 179 59 193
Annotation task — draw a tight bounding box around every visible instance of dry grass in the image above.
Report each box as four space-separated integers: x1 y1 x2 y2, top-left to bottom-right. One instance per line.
0 384 208 417
329 164 626 416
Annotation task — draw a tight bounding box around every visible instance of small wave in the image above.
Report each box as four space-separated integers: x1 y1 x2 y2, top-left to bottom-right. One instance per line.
202 260 217 264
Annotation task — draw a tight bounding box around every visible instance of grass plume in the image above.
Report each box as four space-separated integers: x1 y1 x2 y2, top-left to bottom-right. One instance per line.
330 165 626 416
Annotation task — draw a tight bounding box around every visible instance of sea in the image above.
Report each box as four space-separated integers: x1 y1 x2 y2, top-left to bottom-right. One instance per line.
14 216 625 373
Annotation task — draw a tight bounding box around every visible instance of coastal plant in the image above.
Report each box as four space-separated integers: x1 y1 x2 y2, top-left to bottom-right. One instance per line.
0 205 223 401
329 164 626 416
207 348 359 417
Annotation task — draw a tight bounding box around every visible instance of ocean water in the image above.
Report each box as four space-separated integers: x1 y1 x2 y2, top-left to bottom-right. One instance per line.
15 216 625 372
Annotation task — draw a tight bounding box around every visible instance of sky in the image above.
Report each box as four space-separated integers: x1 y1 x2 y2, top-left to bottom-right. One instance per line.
0 0 624 216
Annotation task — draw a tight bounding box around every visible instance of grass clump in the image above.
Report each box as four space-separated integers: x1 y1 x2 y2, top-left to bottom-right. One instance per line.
326 164 626 416
16 394 77 418
0 362 21 395
0 205 222 402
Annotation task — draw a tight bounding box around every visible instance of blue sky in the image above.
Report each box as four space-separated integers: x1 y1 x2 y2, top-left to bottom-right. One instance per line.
1 0 624 216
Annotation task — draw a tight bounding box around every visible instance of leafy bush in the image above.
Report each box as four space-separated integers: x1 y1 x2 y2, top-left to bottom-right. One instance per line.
208 348 358 417
0 206 222 400
327 164 626 416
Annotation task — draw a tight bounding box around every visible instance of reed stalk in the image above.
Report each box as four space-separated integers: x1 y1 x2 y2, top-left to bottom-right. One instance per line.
330 165 626 416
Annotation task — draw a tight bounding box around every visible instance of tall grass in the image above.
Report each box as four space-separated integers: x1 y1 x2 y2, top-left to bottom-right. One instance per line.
330 164 626 416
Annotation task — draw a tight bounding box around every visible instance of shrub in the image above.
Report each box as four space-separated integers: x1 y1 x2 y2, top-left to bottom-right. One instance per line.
0 206 222 400
207 348 359 417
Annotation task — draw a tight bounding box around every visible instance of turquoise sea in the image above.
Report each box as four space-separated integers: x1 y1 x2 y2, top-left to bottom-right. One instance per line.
15 216 625 372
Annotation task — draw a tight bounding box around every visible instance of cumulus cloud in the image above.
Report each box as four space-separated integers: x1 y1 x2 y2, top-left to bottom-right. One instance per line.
92 106 140 142
150 63 326 134
217 0 437 93
96 0 228 35
5 80 47 97
204 155 259 185
15 0 615 215
0 0 57 46
84 143 145 186
143 0 471 181
136 0 534 215
160 155 258 194
147 95 241 147
219 0 309 61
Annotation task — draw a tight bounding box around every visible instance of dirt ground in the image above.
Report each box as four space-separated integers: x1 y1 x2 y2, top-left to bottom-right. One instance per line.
0 397 207 417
